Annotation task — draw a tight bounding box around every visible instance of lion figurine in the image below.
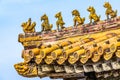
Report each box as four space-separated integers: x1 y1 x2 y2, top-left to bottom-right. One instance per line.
87 6 100 24
104 2 117 19
72 9 85 27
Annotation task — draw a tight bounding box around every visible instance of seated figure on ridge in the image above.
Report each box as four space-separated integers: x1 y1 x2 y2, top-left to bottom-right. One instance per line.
72 9 85 27
55 12 65 31
41 14 53 32
103 2 117 19
87 6 100 24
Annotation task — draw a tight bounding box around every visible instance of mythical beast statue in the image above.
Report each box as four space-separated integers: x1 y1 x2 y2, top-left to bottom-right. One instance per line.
72 9 85 27
55 12 65 30
87 6 100 24
104 2 117 19
14 62 37 77
21 18 36 33
41 14 53 31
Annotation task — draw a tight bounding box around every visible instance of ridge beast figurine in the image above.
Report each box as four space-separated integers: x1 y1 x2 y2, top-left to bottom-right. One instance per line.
41 14 53 31
21 18 36 33
72 9 85 27
55 12 65 30
87 6 100 24
104 2 117 19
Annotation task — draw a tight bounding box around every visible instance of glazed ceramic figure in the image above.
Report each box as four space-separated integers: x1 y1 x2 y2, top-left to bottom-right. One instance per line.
104 2 117 19
87 6 100 23
41 14 53 31
72 9 85 27
21 18 36 33
55 12 65 30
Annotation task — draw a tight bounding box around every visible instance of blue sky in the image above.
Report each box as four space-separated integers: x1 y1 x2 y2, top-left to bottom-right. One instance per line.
0 0 120 80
